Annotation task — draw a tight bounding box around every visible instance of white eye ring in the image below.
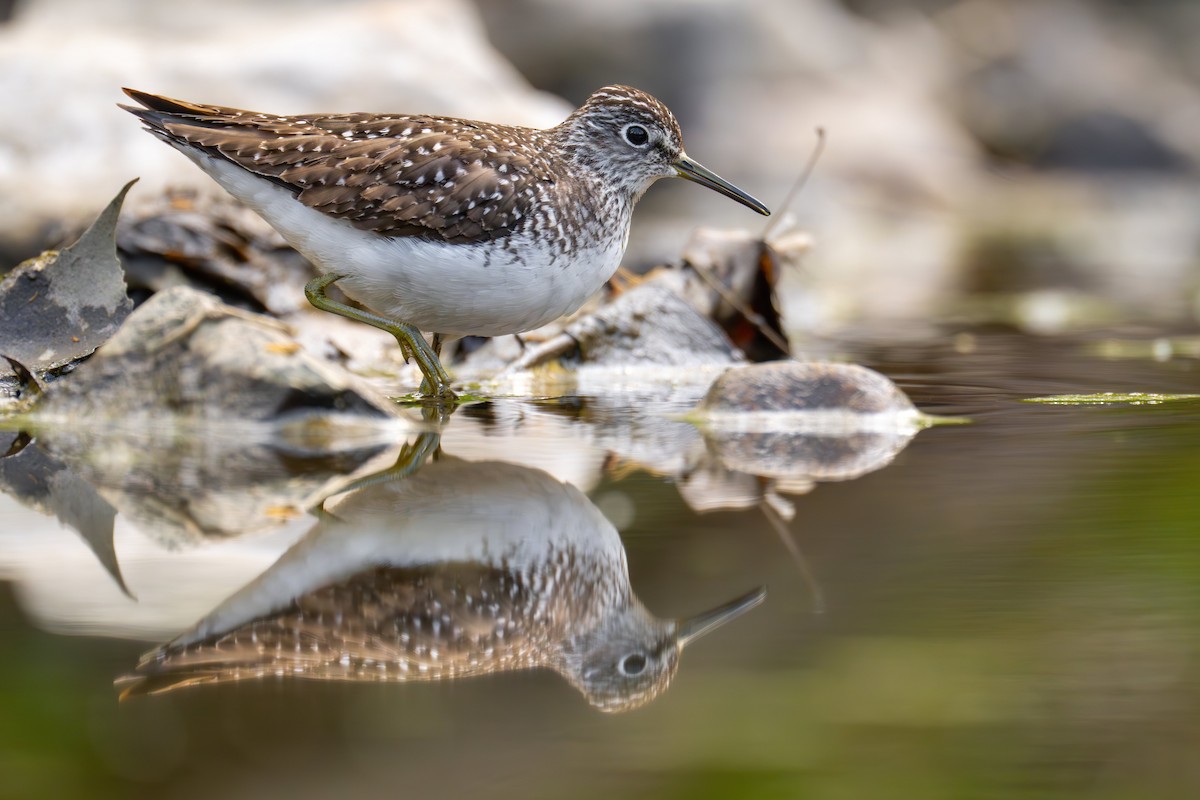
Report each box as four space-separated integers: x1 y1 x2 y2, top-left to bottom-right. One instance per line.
620 653 647 675
622 123 651 148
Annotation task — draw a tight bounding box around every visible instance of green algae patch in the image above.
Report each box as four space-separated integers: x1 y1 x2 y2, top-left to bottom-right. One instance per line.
1023 392 1200 406
922 413 972 427
392 390 492 408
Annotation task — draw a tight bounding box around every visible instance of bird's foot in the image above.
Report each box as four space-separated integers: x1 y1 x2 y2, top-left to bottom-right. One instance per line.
417 375 459 404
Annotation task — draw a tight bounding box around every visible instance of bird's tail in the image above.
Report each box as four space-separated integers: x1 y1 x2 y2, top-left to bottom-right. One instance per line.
120 87 219 124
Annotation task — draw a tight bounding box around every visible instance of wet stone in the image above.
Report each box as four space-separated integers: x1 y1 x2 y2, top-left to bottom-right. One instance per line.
572 283 740 367
699 361 916 415
492 282 741 377
10 285 401 549
694 361 923 494
36 285 397 423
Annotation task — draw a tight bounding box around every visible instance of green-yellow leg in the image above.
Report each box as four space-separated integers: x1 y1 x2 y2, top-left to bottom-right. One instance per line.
425 333 446 397
305 273 455 400
309 429 443 519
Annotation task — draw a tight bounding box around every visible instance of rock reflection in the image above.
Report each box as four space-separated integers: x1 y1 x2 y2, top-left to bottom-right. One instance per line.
688 361 927 505
118 434 764 712
0 430 130 595
1 419 393 552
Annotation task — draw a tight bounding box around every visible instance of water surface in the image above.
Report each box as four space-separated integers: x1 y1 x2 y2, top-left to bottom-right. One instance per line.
2 327 1199 799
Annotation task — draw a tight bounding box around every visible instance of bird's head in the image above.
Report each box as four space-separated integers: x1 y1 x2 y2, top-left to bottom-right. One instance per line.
559 587 766 713
558 85 769 215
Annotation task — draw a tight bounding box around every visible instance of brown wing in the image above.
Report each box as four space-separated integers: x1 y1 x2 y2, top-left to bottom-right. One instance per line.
121 89 557 244
116 565 549 698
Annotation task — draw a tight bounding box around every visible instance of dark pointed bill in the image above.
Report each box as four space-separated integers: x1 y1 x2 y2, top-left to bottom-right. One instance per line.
674 155 770 216
677 586 768 647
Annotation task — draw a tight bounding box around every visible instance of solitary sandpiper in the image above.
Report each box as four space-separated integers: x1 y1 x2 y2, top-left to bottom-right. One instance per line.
121 85 769 400
117 440 765 711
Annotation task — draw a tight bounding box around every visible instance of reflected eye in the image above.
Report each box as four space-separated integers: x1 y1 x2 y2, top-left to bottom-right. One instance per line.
620 653 647 675
623 124 650 147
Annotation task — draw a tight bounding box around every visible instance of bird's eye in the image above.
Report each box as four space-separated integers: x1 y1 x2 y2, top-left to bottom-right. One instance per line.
623 124 650 147
620 653 647 675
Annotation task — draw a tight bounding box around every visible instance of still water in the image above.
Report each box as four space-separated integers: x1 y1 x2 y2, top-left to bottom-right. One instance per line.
2 328 1199 799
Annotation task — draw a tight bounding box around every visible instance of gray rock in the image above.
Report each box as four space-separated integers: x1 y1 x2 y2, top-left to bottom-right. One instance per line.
16 285 403 548
492 282 742 379
699 360 916 415
36 285 397 424
571 283 742 367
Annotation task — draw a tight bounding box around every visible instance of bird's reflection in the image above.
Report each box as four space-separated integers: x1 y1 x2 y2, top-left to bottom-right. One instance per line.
118 433 764 712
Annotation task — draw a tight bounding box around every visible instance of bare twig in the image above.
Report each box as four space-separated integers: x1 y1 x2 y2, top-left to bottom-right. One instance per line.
762 127 826 241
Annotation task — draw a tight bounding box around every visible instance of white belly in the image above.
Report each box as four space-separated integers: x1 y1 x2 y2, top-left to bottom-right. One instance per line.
195 153 628 337
335 230 624 338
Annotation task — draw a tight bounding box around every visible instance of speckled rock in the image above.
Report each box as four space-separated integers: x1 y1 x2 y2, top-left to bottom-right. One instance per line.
699 361 915 416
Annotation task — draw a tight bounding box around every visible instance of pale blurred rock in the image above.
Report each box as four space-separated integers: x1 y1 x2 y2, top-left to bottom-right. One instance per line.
958 176 1200 325
479 0 980 329
5 0 1197 334
479 0 1200 330
939 0 1200 169
0 0 571 257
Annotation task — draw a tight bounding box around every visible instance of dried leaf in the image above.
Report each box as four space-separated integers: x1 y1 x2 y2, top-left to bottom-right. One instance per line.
0 180 136 375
